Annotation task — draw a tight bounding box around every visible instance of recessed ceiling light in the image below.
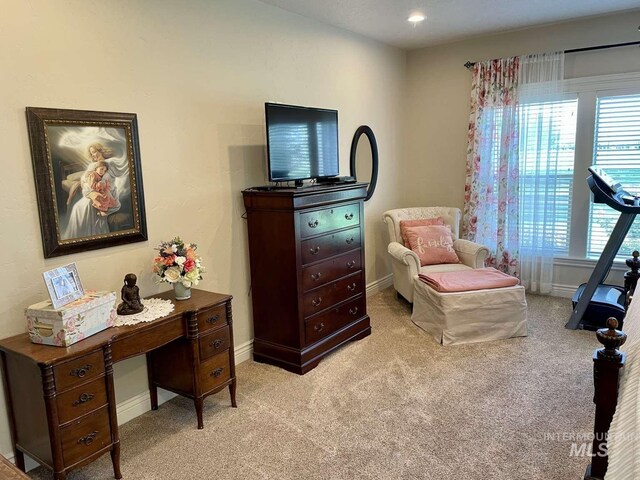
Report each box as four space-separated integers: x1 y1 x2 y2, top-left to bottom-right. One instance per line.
408 13 425 23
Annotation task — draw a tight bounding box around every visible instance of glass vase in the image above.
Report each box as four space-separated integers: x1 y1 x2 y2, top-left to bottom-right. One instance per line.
173 282 192 301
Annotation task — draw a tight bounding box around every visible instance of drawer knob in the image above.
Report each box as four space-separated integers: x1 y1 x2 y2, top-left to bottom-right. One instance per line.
346 237 355 245
314 322 325 332
309 246 320 255
346 260 356 269
349 307 359 315
345 213 354 220
312 297 322 307
308 219 319 228
73 393 95 406
206 314 220 324
78 431 98 446
311 272 322 281
211 367 224 378
210 339 223 349
347 283 357 292
70 365 92 378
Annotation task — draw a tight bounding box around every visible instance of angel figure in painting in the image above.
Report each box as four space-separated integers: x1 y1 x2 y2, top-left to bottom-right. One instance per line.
63 143 124 240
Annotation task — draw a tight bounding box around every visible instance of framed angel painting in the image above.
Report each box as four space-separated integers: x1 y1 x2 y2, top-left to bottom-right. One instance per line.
26 107 147 258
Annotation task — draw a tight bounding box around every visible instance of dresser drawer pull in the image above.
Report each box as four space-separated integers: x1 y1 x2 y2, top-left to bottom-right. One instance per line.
347 283 357 292
346 260 356 269
345 212 354 220
308 219 319 228
72 393 95 406
211 367 224 378
311 272 322 281
312 297 322 307
206 314 220 325
210 339 223 349
349 307 359 315
78 431 98 446
70 365 93 378
346 237 355 245
314 322 325 332
309 246 320 255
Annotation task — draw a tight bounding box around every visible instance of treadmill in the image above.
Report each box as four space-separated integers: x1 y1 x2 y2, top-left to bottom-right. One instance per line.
566 167 640 330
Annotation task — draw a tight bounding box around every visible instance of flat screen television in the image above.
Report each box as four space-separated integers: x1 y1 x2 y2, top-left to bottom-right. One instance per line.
265 102 339 185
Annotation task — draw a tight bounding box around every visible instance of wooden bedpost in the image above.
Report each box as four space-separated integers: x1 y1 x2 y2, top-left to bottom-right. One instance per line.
584 317 627 480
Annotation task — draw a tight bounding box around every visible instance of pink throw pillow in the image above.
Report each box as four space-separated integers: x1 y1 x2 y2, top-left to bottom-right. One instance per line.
404 225 460 266
399 217 445 245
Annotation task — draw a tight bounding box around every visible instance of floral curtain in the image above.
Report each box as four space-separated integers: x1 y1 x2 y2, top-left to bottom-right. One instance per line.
462 57 520 277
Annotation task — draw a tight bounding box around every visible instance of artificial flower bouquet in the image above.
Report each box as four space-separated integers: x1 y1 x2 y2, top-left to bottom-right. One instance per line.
153 237 204 288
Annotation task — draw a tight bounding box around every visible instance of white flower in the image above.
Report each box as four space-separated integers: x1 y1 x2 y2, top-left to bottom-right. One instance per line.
175 256 186 266
171 244 178 253
181 279 192 288
163 266 182 283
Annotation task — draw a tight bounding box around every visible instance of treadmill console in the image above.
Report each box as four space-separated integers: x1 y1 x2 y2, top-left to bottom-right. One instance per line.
588 166 640 209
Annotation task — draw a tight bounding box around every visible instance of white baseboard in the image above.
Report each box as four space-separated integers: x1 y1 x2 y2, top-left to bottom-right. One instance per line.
551 283 578 299
366 273 393 297
234 339 253 364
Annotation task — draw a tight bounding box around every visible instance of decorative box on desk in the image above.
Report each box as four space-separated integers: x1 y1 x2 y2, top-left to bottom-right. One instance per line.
242 183 371 374
26 291 117 347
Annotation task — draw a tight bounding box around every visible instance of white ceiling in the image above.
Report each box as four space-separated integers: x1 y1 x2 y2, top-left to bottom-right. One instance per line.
257 0 640 49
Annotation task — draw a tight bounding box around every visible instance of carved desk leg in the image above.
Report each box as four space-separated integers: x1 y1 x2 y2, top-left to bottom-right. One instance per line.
226 300 237 408
146 351 158 411
104 345 122 479
186 311 205 429
40 365 67 480
585 318 626 480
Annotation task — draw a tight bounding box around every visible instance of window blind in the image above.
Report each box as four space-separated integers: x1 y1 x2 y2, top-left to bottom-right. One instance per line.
588 94 640 259
518 98 578 255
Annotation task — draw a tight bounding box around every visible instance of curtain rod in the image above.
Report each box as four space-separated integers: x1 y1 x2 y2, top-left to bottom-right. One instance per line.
463 40 640 69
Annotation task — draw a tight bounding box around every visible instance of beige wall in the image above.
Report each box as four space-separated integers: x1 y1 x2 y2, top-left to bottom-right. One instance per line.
404 10 640 211
0 0 406 456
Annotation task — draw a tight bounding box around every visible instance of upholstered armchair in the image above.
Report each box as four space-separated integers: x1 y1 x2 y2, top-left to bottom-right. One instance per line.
382 207 490 302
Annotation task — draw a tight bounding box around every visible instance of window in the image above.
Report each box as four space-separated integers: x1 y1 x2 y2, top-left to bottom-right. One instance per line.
587 93 640 258
518 98 578 255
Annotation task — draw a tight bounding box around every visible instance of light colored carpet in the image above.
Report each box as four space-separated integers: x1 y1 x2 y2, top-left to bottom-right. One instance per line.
29 288 599 479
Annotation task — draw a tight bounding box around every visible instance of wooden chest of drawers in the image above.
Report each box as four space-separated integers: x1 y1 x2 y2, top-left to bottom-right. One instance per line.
0 290 235 480
243 183 371 374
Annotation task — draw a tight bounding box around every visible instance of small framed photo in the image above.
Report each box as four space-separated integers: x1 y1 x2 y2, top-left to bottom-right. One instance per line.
43 263 85 309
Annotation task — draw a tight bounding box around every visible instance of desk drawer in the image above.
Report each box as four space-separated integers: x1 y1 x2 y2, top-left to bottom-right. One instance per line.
54 350 105 392
60 406 111 466
196 304 227 333
299 203 360 238
302 273 363 318
301 227 361 265
57 377 108 425
305 295 365 345
199 326 230 361
199 350 231 394
302 250 362 292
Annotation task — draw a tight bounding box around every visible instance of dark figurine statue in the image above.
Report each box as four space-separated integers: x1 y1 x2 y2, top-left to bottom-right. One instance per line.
117 273 144 315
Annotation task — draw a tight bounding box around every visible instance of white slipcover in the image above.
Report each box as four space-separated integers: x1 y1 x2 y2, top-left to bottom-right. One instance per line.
383 207 490 302
411 280 528 346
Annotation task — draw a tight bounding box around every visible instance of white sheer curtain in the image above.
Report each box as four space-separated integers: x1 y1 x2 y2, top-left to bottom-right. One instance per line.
517 52 565 293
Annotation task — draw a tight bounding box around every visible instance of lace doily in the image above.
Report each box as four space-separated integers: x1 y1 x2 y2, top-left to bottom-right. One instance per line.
115 298 175 326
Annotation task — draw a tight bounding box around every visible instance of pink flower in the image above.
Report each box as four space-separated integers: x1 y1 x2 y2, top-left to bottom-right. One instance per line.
183 259 196 272
163 255 176 266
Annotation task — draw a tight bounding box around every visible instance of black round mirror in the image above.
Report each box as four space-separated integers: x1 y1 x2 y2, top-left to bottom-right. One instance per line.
349 125 378 202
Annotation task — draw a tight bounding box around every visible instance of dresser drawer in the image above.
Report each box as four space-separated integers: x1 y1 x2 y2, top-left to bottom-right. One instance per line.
196 304 227 333
60 406 111 466
199 350 231 393
54 350 105 392
301 226 361 265
302 273 364 318
302 250 362 292
305 295 366 345
199 326 231 361
299 203 360 238
57 377 108 425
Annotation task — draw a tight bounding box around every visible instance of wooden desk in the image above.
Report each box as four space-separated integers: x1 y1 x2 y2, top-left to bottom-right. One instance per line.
0 289 236 480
